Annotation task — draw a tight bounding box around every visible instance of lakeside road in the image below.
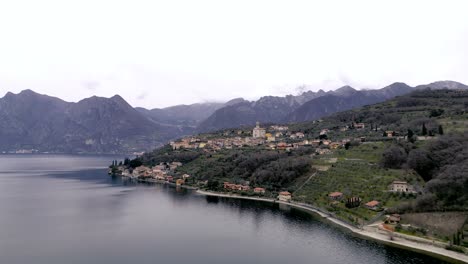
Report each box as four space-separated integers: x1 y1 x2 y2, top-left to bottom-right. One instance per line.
195 190 468 264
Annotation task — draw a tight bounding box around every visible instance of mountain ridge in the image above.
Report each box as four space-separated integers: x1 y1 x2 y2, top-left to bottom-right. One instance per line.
1 80 466 153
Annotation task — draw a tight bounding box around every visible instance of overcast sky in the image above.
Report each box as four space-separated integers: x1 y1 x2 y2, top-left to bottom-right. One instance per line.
1 0 467 108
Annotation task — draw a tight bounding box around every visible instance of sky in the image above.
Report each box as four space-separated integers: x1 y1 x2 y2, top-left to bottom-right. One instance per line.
0 0 467 108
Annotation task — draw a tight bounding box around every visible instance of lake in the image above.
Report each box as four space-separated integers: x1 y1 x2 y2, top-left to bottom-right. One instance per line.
0 154 449 264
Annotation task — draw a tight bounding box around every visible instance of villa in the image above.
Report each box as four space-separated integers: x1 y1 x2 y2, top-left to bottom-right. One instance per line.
328 192 343 200
254 187 266 194
389 181 415 193
278 191 292 202
365 200 380 210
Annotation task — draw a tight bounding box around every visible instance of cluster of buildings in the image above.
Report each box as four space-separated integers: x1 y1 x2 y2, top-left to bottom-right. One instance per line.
171 120 376 155
326 180 417 212
168 122 364 156
119 162 190 186
222 182 293 201
223 182 266 194
328 191 380 211
223 182 251 192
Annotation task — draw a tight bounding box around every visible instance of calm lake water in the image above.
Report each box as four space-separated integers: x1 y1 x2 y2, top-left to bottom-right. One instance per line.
0 154 449 264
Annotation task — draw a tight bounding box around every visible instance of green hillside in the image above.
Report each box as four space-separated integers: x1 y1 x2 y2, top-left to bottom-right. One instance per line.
123 89 468 236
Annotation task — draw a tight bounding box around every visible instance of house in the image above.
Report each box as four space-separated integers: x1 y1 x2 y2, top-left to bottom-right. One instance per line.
386 131 395 137
223 182 249 191
176 179 185 186
132 166 150 178
277 142 288 150
182 174 191 180
170 140 191 150
328 192 343 200
354 122 365 129
389 181 414 193
297 132 305 138
385 214 401 224
315 148 332 155
165 176 174 182
267 136 276 142
155 175 166 181
278 191 292 202
253 122 266 138
240 185 250 191
294 132 305 139
171 162 183 167
224 182 235 189
254 187 266 194
271 125 289 131
310 140 321 146
329 142 341 149
364 200 380 210
320 129 329 135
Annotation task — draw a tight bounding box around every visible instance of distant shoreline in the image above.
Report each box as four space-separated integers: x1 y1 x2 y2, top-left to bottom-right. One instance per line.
196 190 468 264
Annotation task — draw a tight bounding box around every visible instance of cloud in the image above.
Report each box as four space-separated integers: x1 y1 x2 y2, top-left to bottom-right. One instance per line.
82 81 100 91
0 0 467 108
136 91 149 101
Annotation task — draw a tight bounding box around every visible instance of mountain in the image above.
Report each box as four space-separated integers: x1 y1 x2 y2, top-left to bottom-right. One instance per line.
0 90 178 153
198 83 415 131
1 80 465 153
287 82 414 122
197 90 326 132
415 80 468 90
137 102 225 127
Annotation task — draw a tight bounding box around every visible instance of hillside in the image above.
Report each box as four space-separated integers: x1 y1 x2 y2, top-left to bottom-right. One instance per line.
121 89 467 244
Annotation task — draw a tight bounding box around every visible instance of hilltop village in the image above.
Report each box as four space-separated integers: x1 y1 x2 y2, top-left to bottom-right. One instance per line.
111 120 423 215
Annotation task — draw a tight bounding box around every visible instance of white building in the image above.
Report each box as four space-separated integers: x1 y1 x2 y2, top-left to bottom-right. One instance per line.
389 181 414 193
278 191 292 202
253 122 266 138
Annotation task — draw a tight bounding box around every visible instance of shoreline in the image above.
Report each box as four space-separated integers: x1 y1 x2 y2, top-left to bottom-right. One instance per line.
196 190 468 264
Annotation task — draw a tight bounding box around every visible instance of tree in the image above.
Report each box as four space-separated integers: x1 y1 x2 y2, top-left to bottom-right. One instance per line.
207 180 220 191
407 129 415 143
407 149 434 181
422 123 427 136
345 142 351 150
129 159 143 168
381 146 407 169
438 125 444 135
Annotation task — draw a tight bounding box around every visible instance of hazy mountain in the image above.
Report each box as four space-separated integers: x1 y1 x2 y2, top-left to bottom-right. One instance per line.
137 102 225 127
287 82 414 122
1 80 465 153
197 90 326 132
415 80 468 90
197 83 416 131
0 90 179 153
